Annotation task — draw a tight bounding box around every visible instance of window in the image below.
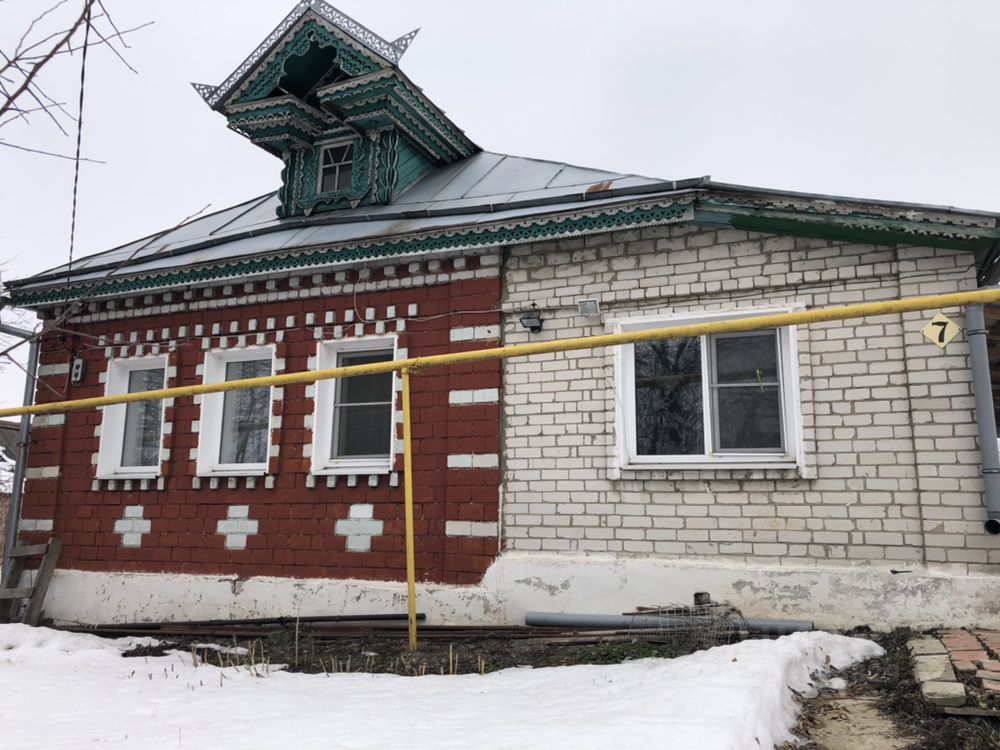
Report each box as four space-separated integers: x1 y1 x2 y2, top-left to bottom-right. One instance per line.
312 337 396 475
198 347 274 476
619 311 799 468
97 356 166 478
319 143 354 193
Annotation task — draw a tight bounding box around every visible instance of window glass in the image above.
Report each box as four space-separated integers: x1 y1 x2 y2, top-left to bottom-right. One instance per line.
320 143 354 193
627 324 792 462
219 359 271 464
120 368 165 467
715 333 778 383
712 332 783 451
634 337 704 455
332 351 393 458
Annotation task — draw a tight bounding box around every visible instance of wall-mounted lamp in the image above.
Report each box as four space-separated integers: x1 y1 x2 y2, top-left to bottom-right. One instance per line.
577 299 601 318
518 309 543 333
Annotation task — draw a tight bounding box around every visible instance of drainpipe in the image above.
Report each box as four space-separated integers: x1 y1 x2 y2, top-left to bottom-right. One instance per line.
0 322 38 572
965 305 1000 534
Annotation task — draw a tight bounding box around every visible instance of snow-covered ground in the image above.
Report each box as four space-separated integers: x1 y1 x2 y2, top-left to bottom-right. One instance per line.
0 625 882 749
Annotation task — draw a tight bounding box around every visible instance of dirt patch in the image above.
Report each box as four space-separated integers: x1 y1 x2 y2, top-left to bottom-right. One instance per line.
827 629 1000 750
178 627 716 675
808 697 915 750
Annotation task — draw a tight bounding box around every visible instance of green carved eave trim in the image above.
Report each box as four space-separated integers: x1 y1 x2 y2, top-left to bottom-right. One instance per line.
231 19 381 107
226 103 329 150
10 200 693 307
318 72 473 162
340 100 463 163
695 203 999 262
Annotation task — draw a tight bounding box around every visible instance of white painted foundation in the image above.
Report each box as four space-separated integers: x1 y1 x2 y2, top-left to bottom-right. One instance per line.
39 552 1000 630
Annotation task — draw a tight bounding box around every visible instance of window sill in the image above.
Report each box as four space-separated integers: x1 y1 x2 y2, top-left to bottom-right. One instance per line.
195 466 268 478
622 459 799 471
311 459 392 476
96 471 161 481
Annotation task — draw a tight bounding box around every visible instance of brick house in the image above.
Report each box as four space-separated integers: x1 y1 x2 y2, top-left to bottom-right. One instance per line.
7 2 1000 628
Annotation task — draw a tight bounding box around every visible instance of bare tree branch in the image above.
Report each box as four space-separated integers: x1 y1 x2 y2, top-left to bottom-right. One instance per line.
0 0 97 121
0 139 105 163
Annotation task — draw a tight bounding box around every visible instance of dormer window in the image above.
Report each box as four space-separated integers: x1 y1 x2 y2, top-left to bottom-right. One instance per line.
319 143 354 193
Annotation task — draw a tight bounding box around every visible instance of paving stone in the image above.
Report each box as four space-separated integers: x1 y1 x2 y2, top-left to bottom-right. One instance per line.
979 660 1000 671
952 660 977 673
974 669 1000 681
983 679 1000 693
942 638 983 650
949 650 988 663
913 655 956 683
908 637 947 656
920 680 967 707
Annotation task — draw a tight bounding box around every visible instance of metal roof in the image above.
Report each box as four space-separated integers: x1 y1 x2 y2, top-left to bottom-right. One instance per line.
11 149 1000 304
16 152 672 288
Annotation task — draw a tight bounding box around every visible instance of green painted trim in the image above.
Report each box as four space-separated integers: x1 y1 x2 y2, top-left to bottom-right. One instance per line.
231 20 380 106
11 201 693 307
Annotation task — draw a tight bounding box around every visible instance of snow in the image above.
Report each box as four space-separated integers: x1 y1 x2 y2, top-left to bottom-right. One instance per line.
0 624 882 749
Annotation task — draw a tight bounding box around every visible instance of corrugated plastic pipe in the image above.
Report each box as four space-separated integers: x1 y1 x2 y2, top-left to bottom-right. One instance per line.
965 305 1000 534
524 612 814 636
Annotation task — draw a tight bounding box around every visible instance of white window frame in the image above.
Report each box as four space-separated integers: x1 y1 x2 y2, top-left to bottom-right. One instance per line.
311 335 397 476
197 346 275 477
317 140 355 194
616 307 802 470
96 355 168 479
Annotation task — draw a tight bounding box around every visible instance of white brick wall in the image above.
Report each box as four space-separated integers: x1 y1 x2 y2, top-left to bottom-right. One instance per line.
502 224 994 572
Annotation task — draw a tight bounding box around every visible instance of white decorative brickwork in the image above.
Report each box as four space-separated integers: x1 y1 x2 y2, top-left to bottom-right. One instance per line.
449 388 500 405
25 466 60 479
447 454 499 469
445 521 498 538
217 505 259 550
18 518 53 532
335 504 384 552
502 225 991 571
63 259 499 325
114 505 150 548
449 325 500 342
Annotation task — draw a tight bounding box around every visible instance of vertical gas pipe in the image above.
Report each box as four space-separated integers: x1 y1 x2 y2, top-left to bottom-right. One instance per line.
401 368 418 649
965 305 1000 534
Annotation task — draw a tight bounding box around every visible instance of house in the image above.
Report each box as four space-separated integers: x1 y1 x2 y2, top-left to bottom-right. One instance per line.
6 1 1000 629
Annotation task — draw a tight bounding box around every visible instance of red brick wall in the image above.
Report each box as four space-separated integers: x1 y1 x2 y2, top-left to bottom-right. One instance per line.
20 259 501 585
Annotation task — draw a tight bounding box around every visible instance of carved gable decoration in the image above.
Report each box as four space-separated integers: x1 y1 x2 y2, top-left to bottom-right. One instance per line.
193 1 477 218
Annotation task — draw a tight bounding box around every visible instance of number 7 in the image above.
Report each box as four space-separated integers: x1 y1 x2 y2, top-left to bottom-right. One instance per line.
932 320 949 343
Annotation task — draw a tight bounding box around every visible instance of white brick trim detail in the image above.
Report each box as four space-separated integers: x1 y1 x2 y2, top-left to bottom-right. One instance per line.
32 414 65 428
18 518 53 532
335 503 384 552
447 453 499 469
25 466 60 479
449 325 500 343
216 505 259 550
448 388 500 405
113 505 151 548
37 362 70 376
445 521 498 538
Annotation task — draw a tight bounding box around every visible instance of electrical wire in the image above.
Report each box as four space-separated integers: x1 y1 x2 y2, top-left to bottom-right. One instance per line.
65 1 92 298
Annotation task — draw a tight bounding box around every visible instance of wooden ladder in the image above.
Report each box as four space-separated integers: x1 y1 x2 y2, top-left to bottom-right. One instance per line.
0 538 62 625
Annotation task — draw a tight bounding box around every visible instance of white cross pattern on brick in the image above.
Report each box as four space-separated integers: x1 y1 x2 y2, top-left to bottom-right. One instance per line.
114 505 151 548
217 505 259 550
335 504 384 552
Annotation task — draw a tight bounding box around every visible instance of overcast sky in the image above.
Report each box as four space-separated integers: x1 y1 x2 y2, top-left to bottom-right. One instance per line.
1 0 999 409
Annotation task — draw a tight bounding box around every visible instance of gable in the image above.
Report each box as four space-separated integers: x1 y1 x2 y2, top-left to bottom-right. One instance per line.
194 3 476 218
